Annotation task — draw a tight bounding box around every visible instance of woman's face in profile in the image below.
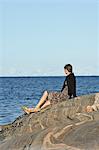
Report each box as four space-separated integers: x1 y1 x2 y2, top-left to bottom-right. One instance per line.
64 69 70 76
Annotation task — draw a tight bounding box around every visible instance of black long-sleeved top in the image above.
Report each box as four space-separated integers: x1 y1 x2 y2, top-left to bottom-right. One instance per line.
61 73 76 98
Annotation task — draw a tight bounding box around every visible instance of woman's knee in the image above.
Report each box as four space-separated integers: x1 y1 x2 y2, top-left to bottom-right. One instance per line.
44 91 48 96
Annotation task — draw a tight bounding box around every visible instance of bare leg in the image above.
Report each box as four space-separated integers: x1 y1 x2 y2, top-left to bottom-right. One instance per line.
35 91 48 110
22 91 48 114
41 100 51 109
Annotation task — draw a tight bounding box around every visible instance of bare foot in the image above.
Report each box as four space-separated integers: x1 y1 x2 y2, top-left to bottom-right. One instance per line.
22 106 34 114
33 107 40 112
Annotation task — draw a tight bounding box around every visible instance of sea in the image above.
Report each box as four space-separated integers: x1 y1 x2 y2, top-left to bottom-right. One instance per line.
0 76 99 125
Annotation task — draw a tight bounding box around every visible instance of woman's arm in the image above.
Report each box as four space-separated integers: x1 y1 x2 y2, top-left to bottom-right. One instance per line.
61 78 67 92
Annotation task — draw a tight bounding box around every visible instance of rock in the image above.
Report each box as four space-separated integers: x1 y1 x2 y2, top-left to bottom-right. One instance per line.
0 93 99 150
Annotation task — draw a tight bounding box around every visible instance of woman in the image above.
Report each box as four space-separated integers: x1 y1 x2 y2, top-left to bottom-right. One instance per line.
22 64 76 114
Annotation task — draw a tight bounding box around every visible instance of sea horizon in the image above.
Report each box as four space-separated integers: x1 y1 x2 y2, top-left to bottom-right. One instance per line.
0 75 99 78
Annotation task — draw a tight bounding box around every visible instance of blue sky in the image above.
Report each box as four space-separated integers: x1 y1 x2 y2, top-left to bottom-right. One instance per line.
0 0 99 76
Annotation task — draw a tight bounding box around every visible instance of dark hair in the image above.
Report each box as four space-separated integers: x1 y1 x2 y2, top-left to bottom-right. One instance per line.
64 64 72 73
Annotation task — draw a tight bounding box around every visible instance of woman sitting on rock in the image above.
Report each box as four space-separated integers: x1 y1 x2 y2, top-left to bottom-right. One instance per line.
22 64 77 114
86 93 99 112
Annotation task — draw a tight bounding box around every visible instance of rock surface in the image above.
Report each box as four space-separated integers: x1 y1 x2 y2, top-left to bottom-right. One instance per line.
0 93 99 150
